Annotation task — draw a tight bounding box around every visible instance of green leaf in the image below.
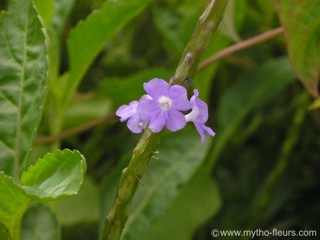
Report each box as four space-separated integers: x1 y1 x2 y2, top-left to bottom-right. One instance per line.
152 8 186 55
0 173 30 239
44 0 76 99
21 204 59 240
100 68 171 107
0 222 10 240
33 0 54 27
121 129 210 240
61 0 153 110
20 149 87 201
218 0 242 42
218 58 295 130
0 149 86 239
206 58 296 170
52 0 76 36
55 177 99 225
0 0 48 176
34 0 76 39
141 169 221 240
273 0 320 97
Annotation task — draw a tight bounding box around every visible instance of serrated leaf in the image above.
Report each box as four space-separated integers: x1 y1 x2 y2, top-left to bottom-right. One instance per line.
141 169 221 240
20 149 87 201
0 0 48 176
100 68 171 107
0 149 86 239
121 129 210 239
61 0 153 110
21 204 59 240
0 172 30 239
273 0 320 97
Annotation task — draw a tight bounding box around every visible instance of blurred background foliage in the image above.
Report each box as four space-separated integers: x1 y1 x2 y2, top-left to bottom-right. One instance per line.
26 0 320 239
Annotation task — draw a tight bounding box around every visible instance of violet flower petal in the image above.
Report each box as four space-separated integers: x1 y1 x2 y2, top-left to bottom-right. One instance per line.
143 78 169 99
116 101 138 122
202 125 215 138
127 114 144 133
189 89 208 123
149 111 166 133
166 109 186 132
169 85 191 111
194 123 207 142
194 123 215 142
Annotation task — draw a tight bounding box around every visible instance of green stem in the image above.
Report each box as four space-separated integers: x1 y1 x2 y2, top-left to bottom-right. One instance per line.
172 0 228 86
11 200 31 240
101 1 228 239
101 129 160 240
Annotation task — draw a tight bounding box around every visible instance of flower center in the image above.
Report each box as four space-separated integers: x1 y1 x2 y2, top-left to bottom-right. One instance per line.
158 96 172 111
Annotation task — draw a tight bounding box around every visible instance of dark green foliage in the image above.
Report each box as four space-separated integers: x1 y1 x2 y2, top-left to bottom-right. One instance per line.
0 0 319 239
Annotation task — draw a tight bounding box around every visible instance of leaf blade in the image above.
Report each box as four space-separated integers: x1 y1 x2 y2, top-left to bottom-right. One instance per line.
0 172 30 238
0 0 48 176
21 204 59 240
273 0 320 97
206 58 296 171
62 0 153 109
141 170 221 240
20 149 87 201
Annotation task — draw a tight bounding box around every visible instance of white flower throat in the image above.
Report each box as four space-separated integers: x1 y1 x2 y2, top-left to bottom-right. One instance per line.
158 96 172 111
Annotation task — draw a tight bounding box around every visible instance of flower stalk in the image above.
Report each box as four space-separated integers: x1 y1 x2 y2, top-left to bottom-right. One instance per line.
101 0 229 239
172 0 229 86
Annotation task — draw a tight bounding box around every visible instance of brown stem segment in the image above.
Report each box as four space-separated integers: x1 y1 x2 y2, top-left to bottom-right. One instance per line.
198 27 284 70
36 112 116 144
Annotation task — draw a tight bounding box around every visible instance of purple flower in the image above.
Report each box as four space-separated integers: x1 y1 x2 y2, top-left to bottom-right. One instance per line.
142 78 191 133
185 89 215 142
116 95 151 133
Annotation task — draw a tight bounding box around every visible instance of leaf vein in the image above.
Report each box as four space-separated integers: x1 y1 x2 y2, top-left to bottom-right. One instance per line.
0 91 18 109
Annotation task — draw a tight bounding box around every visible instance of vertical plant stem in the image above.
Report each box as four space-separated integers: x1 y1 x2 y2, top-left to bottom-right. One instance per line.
172 0 229 86
101 0 229 239
101 129 160 240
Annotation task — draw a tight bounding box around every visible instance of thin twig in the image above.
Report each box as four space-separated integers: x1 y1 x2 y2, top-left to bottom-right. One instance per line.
36 112 116 144
198 27 284 70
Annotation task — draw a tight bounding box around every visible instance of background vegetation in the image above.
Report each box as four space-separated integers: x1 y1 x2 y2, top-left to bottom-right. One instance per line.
0 0 319 239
